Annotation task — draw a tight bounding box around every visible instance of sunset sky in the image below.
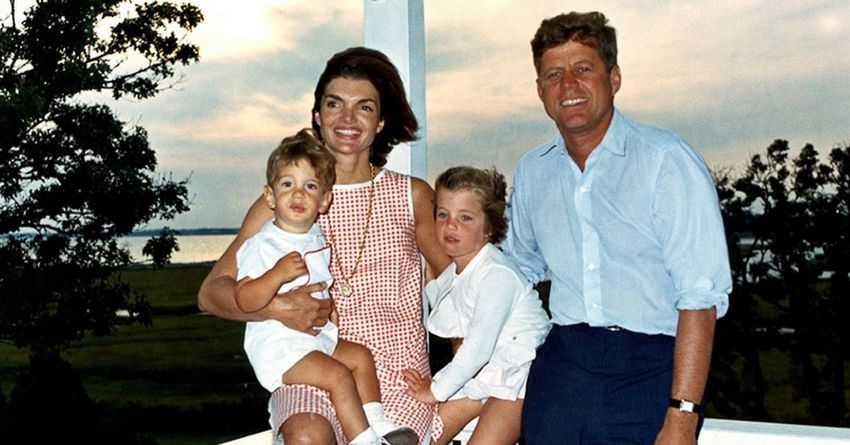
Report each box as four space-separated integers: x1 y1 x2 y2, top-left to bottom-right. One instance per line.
96 0 849 229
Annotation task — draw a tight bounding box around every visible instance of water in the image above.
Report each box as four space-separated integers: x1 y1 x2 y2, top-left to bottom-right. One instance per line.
120 233 236 265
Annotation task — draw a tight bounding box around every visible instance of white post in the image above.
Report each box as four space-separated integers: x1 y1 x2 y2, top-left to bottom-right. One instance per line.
363 0 427 180
363 0 430 352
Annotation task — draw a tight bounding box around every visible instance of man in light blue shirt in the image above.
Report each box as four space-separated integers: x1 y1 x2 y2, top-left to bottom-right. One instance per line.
504 11 732 445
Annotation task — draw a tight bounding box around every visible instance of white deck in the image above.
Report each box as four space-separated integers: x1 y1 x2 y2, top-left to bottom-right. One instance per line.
220 418 850 445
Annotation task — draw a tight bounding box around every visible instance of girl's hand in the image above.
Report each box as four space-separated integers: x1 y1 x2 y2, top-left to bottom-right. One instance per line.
329 303 339 325
450 337 464 355
402 368 438 404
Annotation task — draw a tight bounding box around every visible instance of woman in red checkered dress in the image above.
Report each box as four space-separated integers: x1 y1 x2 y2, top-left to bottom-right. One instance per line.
199 47 450 444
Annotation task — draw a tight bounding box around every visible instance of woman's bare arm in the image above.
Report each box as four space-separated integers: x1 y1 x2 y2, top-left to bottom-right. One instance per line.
197 196 268 319
411 177 451 277
197 196 332 332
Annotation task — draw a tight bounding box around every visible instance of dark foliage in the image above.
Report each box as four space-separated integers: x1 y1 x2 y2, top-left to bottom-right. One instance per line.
4 352 96 443
143 226 180 268
0 0 201 354
0 0 201 438
0 351 259 444
709 140 850 426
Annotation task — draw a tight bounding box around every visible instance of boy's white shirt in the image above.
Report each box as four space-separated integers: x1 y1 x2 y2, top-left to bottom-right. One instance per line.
237 219 337 392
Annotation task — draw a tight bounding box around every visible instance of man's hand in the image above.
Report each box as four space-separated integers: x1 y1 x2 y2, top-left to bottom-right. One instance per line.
265 282 331 335
656 308 715 445
402 368 438 404
654 410 698 445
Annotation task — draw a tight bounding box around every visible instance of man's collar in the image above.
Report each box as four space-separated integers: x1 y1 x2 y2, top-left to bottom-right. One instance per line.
540 108 626 157
539 137 562 157
597 109 626 157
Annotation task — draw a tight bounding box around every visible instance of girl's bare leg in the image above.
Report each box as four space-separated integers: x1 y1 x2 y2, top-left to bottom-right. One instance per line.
333 339 381 403
431 398 482 445
335 340 421 444
467 398 523 445
283 351 368 441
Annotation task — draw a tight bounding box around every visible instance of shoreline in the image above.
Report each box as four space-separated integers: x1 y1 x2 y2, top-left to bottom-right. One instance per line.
125 260 216 270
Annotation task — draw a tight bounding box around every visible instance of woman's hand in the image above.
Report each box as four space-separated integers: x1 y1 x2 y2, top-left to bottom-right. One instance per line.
402 368 438 404
654 410 698 445
267 282 332 334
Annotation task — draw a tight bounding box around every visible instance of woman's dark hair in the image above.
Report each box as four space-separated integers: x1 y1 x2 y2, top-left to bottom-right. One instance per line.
312 47 419 167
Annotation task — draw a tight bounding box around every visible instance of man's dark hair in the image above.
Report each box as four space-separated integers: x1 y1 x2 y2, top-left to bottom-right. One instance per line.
531 11 618 75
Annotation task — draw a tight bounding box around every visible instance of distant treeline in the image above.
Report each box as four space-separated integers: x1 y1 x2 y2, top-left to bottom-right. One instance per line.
127 228 239 237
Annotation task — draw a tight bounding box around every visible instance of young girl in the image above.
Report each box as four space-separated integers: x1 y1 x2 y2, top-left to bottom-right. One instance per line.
402 166 551 445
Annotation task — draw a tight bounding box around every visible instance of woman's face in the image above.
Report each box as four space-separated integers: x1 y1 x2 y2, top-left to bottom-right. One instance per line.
314 77 385 159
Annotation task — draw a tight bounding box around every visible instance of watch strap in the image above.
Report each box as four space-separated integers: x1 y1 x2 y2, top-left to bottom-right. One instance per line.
669 398 703 414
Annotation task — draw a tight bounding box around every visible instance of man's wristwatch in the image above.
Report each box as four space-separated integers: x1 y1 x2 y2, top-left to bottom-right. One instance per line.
669 398 703 414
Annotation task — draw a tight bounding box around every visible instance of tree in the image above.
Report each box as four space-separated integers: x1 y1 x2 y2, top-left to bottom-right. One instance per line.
0 0 201 355
815 142 850 426
709 166 770 421
142 225 180 268
711 139 849 426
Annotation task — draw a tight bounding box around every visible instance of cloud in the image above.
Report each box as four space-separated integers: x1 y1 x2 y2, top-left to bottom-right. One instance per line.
90 0 848 229
149 90 314 145
614 1 850 112
189 0 361 61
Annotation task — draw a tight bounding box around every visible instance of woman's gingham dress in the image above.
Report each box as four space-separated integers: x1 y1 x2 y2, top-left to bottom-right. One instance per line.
269 169 435 444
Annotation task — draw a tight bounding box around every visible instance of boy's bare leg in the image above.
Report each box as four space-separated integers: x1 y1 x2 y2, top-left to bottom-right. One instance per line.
431 398 482 445
283 351 369 441
332 339 381 403
468 398 523 445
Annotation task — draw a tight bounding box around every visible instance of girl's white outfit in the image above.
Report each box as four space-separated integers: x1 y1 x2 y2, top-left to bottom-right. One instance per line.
426 243 551 402
237 219 336 393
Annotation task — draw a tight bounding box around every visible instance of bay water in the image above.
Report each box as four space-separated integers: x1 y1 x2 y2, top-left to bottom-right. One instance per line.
120 233 236 265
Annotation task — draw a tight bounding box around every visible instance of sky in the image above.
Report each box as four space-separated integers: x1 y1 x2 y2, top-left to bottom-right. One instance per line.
96 0 849 230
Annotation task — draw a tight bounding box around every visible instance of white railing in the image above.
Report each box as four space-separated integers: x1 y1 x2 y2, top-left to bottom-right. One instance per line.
220 418 850 445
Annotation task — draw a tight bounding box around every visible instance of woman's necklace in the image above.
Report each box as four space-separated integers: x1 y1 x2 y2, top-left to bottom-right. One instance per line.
326 165 375 297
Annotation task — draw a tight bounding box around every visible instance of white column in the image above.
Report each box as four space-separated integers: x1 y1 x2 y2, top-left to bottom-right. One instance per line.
363 0 427 180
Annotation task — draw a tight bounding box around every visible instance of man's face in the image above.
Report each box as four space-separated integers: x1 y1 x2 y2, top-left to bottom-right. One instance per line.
536 40 621 141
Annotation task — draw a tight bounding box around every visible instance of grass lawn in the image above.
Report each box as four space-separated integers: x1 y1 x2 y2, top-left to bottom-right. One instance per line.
759 348 810 423
0 263 268 444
